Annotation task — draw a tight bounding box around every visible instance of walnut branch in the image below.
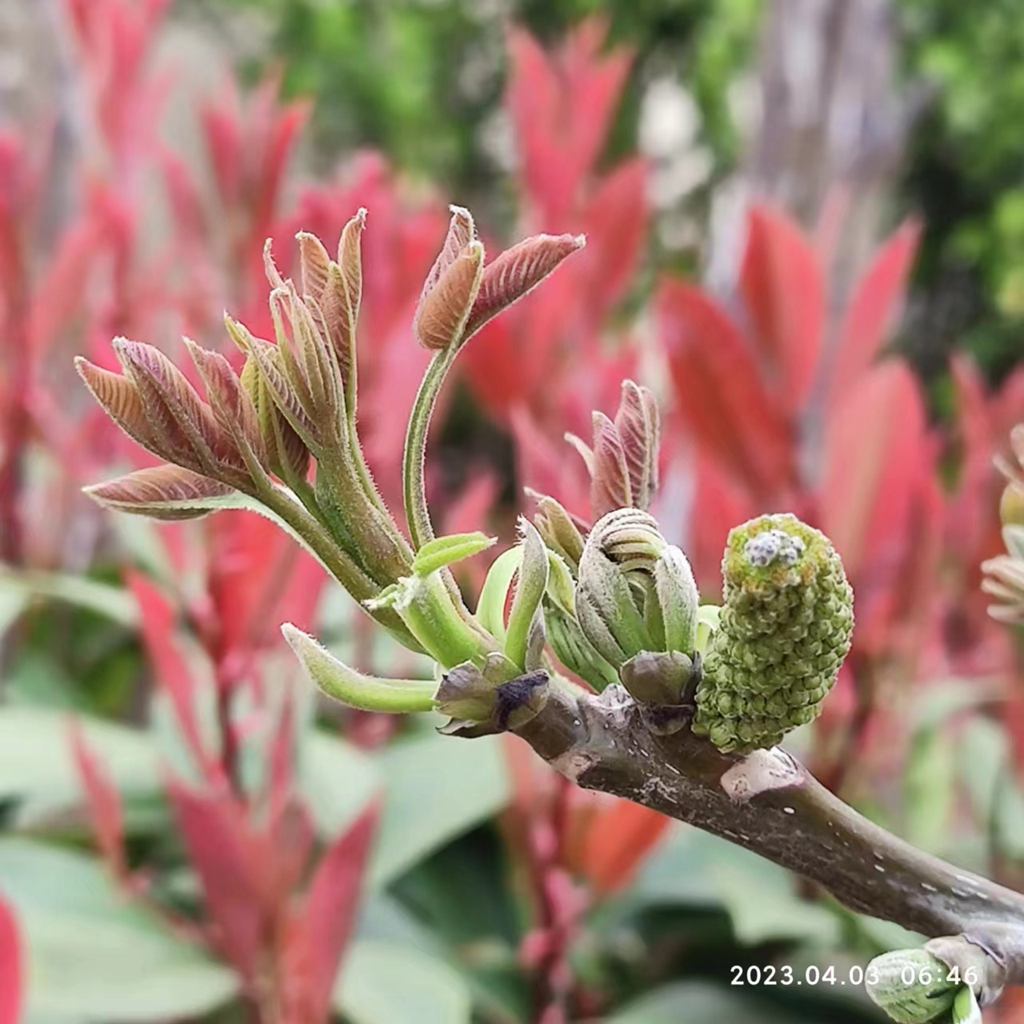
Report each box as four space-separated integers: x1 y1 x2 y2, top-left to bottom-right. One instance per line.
513 680 1024 997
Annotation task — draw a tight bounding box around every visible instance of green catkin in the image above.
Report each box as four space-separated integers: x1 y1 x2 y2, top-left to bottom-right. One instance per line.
692 514 854 754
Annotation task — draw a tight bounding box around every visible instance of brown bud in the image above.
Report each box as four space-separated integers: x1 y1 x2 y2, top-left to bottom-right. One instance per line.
533 495 586 571
414 240 485 350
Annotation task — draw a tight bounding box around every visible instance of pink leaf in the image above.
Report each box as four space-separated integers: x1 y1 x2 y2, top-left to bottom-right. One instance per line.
0 897 22 1024
70 724 127 880
830 220 919 402
740 205 825 409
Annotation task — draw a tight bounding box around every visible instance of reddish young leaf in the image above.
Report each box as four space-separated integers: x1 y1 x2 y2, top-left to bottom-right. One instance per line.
739 205 825 409
659 279 795 499
465 233 585 339
613 380 659 511
570 798 669 896
830 220 919 402
414 241 484 350
70 724 127 880
127 572 212 774
293 805 379 1024
820 362 928 583
0 896 21 1024
589 412 631 517
85 464 234 520
167 782 265 981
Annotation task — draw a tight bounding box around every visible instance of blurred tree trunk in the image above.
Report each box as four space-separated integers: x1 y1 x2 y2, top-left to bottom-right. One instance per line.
711 0 922 310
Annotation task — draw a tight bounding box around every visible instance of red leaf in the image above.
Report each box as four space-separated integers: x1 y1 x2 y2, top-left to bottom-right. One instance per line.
292 805 379 1023
830 220 919 402
659 279 795 499
0 897 21 1024
507 20 632 227
577 158 649 328
167 783 265 980
127 572 211 773
572 798 669 896
820 362 928 584
70 724 127 879
740 205 825 409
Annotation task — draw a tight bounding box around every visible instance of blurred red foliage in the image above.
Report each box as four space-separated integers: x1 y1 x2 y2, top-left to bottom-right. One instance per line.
0 896 21 1024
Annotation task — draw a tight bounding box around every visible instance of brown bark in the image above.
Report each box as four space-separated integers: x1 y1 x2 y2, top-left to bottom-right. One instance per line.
510 680 1024 998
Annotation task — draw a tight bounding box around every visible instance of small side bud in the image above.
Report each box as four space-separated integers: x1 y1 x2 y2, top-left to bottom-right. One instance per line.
620 650 696 707
435 659 548 736
865 949 959 1024
533 495 586 572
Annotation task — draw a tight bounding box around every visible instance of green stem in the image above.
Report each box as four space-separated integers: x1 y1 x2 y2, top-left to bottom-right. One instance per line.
257 483 421 651
403 348 456 550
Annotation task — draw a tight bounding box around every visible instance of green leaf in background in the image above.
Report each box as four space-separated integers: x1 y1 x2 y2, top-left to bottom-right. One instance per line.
370 730 509 888
302 729 381 837
0 839 237 1022
0 708 158 826
0 568 138 628
632 825 840 946
335 939 472 1024
605 981 796 1024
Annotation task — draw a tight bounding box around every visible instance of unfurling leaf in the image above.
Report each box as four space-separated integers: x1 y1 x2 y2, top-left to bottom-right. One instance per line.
614 380 660 510
240 352 311 485
464 232 586 339
75 357 159 453
414 240 485 350
412 532 496 577
184 339 268 476
419 205 476 304
84 465 236 520
476 547 522 642
590 411 631 516
533 495 586 572
283 623 436 713
113 338 227 477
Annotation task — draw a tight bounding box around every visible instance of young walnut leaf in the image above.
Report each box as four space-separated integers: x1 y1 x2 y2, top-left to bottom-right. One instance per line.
75 357 159 453
419 205 476 305
113 338 225 475
464 232 586 339
85 465 236 520
184 339 267 473
614 380 660 510
297 230 331 304
590 411 632 516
